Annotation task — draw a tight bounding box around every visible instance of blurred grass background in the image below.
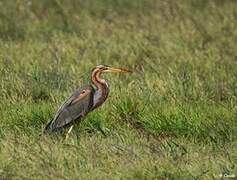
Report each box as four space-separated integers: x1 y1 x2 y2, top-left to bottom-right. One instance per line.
0 0 237 179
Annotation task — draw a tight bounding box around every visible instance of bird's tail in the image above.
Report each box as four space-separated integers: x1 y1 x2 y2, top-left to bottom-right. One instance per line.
43 120 53 134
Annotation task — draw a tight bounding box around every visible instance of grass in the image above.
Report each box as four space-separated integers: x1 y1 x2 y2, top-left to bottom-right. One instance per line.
0 0 237 179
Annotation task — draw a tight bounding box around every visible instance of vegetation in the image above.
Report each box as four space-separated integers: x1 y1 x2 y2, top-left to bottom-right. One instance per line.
0 0 236 179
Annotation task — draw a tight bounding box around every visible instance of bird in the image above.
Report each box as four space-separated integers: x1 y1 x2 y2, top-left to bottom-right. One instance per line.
44 65 132 138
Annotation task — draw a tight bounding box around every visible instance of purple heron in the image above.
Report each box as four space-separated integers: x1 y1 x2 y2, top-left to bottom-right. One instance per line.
44 65 132 137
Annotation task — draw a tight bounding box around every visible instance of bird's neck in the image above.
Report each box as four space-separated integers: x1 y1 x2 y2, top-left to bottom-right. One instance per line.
91 70 109 109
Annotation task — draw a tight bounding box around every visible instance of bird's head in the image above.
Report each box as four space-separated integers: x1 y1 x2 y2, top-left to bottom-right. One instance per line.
95 65 132 74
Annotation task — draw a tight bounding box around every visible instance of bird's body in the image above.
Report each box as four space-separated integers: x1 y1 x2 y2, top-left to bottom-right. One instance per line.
44 85 95 132
44 65 131 134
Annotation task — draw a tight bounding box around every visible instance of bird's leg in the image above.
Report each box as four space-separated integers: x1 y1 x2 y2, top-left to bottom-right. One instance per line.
98 126 107 137
65 125 74 140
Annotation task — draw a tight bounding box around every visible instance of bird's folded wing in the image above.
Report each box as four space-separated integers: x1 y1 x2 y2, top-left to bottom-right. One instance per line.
49 85 94 131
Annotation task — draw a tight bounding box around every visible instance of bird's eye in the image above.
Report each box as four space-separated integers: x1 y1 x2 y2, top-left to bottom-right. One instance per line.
81 90 86 94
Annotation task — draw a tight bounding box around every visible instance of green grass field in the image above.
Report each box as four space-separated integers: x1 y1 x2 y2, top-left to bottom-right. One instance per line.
0 0 237 179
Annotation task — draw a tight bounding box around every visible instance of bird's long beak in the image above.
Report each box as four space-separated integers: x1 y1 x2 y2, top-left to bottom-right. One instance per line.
104 67 132 73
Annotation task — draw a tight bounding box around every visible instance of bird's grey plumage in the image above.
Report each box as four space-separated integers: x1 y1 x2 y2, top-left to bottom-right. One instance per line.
45 85 94 132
